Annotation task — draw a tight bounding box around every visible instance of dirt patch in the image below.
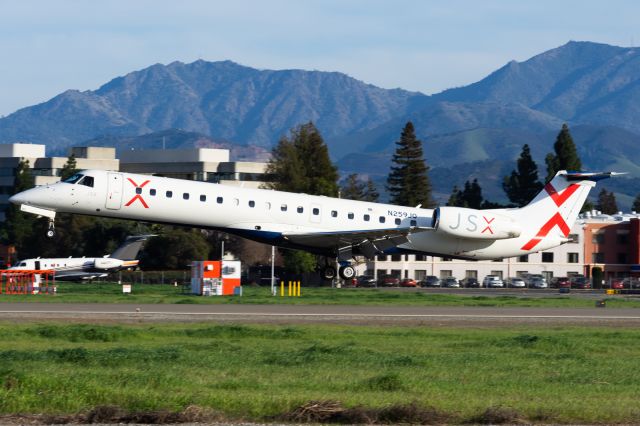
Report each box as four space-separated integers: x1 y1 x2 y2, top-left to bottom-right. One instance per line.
279 400 451 424
467 406 527 424
0 404 222 425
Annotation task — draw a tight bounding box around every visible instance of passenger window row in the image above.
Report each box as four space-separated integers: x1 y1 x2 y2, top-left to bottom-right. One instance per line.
144 188 414 225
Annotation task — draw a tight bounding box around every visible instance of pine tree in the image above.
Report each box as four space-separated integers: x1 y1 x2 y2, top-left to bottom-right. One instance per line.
503 144 544 207
545 123 582 181
462 179 483 209
341 174 366 200
60 153 78 181
363 178 379 202
265 122 339 196
632 194 640 213
386 122 434 208
447 185 464 207
596 189 618 215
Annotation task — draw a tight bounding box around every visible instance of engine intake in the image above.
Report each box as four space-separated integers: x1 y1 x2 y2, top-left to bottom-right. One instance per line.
433 206 521 240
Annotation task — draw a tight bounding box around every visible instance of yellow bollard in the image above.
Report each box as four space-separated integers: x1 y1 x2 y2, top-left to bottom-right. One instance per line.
280 281 284 297
297 280 301 297
288 281 292 297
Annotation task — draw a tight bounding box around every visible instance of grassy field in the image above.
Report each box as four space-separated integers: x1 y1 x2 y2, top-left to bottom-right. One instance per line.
1 281 640 309
0 321 639 424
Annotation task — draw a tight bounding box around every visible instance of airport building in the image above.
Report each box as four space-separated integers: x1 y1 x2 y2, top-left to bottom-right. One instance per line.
119 148 269 189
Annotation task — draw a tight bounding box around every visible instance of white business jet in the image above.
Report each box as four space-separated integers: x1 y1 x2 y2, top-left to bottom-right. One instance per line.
9 235 152 280
9 169 616 279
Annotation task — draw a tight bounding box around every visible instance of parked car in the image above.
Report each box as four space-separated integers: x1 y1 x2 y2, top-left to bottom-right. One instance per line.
530 277 548 289
570 276 591 289
610 278 624 289
400 278 417 287
461 277 480 288
506 277 526 288
482 275 504 288
551 277 571 288
356 275 376 287
420 275 441 287
378 275 400 287
442 277 460 288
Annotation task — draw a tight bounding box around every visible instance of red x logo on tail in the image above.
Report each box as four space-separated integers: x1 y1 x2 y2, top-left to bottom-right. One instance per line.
520 183 579 251
481 216 494 234
124 178 150 208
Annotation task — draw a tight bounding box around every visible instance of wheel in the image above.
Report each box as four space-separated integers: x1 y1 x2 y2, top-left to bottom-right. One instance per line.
339 265 356 280
323 266 336 280
46 229 55 238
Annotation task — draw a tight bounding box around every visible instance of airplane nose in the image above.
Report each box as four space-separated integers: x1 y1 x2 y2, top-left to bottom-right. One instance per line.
8 191 27 205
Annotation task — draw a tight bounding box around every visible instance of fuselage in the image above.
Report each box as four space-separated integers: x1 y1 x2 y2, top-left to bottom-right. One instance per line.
9 169 568 260
9 256 137 281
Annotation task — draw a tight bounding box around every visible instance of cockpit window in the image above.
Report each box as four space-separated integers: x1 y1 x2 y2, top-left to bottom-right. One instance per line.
64 173 84 184
18 262 26 267
78 176 94 188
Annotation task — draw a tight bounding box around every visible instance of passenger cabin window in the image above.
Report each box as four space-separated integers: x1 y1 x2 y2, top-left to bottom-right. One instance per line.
364 214 370 221
297 206 304 213
312 208 319 215
166 191 173 198
348 213 354 219
136 187 142 194
217 197 223 204
379 216 386 223
200 195 206 202
78 176 94 187
249 200 255 207
183 193 189 200
331 210 338 217
150 189 156 196
64 173 84 184
395 218 401 225
281 204 287 212
410 219 417 227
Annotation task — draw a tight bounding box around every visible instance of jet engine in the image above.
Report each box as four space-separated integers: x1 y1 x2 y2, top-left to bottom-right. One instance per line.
433 207 521 240
93 258 125 270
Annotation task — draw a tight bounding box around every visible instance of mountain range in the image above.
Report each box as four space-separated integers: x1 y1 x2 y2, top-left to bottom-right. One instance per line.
1 41 639 206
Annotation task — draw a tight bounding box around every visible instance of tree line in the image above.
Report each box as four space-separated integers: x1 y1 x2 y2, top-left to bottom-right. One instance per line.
0 120 631 270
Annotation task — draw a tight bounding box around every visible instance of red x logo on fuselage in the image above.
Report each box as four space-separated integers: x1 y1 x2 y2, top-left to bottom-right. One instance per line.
520 182 579 251
481 216 494 234
124 178 150 208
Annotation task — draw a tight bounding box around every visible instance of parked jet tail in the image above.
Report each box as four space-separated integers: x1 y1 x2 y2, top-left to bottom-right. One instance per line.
514 171 619 251
109 234 155 260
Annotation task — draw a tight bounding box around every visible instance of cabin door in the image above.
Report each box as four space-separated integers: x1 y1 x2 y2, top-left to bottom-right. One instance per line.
105 172 124 210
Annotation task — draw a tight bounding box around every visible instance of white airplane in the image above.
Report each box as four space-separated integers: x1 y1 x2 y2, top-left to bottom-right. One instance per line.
9 235 152 280
8 169 616 279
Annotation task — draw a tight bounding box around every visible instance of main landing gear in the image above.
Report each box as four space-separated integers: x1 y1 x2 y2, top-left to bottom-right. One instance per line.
322 262 356 280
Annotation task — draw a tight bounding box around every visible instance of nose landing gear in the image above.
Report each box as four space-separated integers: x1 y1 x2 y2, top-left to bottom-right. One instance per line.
46 220 55 238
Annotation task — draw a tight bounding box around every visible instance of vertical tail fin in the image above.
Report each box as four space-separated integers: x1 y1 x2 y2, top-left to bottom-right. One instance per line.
514 171 613 251
109 235 155 260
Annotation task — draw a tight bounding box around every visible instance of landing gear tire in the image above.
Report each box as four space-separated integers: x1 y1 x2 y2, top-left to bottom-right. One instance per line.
339 266 356 280
323 266 337 280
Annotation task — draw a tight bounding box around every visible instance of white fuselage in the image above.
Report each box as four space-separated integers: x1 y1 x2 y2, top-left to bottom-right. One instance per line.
9 170 572 260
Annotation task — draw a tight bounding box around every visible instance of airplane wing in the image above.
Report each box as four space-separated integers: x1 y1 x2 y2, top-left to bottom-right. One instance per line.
283 226 433 259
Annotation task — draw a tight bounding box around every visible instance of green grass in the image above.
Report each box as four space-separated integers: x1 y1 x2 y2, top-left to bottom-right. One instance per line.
1 282 640 308
0 322 640 423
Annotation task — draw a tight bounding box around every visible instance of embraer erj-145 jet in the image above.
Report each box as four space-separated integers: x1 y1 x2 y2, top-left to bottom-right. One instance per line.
9 169 616 279
9 235 152 280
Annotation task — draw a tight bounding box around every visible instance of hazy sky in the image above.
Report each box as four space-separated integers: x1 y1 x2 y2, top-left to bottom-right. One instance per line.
0 0 638 116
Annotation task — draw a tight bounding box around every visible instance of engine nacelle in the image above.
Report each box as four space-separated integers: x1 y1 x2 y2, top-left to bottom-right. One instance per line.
93 258 124 270
433 206 521 240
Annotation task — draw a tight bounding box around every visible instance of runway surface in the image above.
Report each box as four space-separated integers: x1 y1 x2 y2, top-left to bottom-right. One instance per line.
0 302 639 326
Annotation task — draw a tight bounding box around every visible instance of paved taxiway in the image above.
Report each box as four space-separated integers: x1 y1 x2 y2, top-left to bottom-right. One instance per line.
0 302 639 326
